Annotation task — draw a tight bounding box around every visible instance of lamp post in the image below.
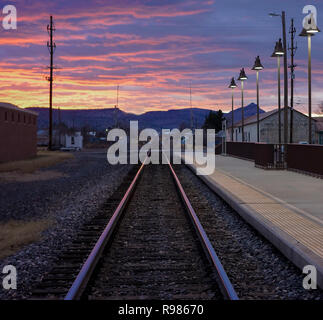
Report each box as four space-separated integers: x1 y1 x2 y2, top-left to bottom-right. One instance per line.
299 16 320 144
228 77 237 141
252 56 264 142
269 11 289 144
271 39 284 145
238 68 248 142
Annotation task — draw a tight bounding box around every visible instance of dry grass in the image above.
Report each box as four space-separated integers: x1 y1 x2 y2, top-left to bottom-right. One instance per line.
0 170 67 182
0 219 52 260
0 150 74 174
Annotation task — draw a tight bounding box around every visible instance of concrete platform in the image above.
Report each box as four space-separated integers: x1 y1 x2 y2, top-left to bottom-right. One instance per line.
183 154 323 289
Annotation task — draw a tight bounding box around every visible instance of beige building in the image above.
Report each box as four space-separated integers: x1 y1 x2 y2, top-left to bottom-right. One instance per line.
227 108 317 144
314 117 323 145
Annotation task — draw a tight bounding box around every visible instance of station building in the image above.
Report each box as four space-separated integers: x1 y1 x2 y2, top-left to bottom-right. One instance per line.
314 117 323 145
0 102 38 163
227 108 317 144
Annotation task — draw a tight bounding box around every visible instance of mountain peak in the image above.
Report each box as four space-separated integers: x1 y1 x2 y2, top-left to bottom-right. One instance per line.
224 103 265 124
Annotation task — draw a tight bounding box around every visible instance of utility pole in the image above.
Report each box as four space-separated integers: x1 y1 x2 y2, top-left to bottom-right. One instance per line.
282 11 289 144
58 107 61 146
288 18 297 144
114 84 119 128
47 16 56 150
58 106 61 125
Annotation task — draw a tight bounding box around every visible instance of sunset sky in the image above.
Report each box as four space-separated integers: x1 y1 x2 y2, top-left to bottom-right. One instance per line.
0 0 322 114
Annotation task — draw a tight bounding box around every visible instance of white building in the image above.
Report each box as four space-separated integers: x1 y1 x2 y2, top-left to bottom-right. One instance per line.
62 131 83 149
226 108 316 144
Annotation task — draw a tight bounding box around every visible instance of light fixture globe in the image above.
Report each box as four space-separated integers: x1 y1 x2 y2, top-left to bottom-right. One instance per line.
271 38 284 57
238 68 248 81
228 77 237 88
252 56 264 70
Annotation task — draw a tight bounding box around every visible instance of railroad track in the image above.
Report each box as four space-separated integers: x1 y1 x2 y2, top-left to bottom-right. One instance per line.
32 156 238 300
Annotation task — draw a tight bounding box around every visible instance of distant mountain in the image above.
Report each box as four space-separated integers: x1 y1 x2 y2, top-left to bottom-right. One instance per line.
26 107 133 131
26 107 210 131
224 103 266 124
26 103 265 131
133 108 211 130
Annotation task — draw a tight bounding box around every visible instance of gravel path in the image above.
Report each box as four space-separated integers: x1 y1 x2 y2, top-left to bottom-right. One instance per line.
174 165 323 300
0 150 132 299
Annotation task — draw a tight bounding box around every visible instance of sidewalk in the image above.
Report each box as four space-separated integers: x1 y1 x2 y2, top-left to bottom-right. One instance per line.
184 154 323 288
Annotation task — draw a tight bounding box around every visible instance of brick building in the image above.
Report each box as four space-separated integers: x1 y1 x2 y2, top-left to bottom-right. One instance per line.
0 102 38 163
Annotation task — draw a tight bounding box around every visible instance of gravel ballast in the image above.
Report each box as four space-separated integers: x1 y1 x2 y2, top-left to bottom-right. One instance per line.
0 150 132 299
175 165 323 300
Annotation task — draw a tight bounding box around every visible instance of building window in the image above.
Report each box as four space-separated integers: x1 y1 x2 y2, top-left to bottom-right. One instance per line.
71 136 75 145
239 127 241 133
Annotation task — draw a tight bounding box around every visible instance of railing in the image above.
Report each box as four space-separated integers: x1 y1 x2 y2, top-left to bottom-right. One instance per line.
286 144 323 177
254 143 274 168
226 142 255 161
227 142 285 169
225 142 323 174
273 144 285 168
215 143 222 155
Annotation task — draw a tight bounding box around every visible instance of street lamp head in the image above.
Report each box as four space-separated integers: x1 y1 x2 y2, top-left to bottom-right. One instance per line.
252 56 264 70
228 77 237 89
299 16 321 36
299 27 313 37
238 68 248 81
269 12 281 17
271 38 284 57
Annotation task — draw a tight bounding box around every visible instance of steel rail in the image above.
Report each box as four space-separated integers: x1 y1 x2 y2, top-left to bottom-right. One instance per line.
165 154 239 300
64 159 147 300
